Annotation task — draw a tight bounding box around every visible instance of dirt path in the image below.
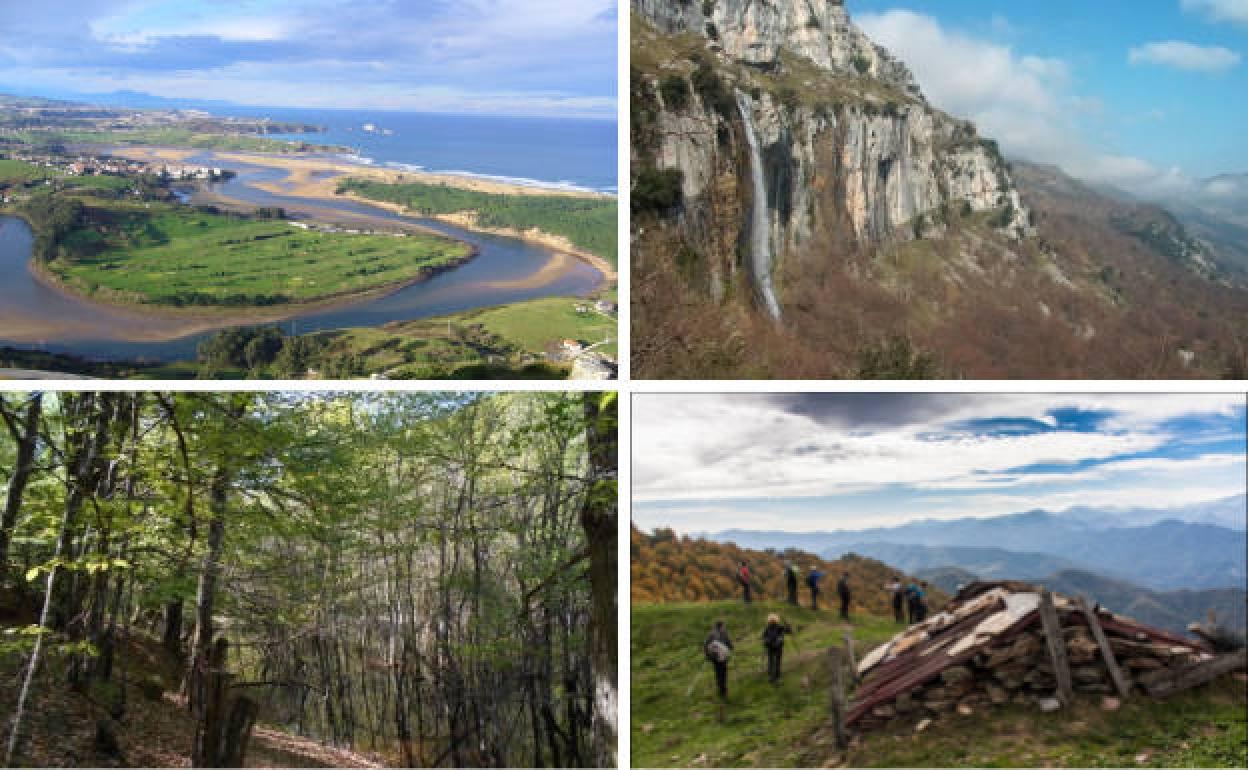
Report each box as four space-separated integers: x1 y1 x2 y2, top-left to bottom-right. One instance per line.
247 726 383 768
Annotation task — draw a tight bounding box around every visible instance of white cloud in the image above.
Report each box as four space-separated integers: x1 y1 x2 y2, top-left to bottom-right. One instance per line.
632 394 1246 507
854 10 1214 198
1182 0 1248 26
1129 41 1241 73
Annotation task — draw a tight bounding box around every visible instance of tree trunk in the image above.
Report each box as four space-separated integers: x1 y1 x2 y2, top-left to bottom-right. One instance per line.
5 392 111 767
189 464 229 713
580 393 617 768
0 393 43 584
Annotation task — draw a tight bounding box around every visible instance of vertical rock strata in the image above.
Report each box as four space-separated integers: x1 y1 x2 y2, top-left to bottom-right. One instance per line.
633 0 1031 310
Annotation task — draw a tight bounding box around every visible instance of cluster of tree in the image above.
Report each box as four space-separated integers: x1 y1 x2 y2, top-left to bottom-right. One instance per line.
18 190 84 262
337 179 618 264
630 526 945 616
0 391 617 767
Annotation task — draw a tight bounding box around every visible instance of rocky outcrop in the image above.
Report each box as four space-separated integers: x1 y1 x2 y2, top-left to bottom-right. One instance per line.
633 0 1032 313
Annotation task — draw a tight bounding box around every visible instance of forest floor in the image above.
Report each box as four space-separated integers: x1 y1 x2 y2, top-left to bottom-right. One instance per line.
0 625 382 768
632 600 1248 768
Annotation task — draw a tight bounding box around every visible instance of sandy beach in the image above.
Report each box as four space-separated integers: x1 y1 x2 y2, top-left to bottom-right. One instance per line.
116 147 612 199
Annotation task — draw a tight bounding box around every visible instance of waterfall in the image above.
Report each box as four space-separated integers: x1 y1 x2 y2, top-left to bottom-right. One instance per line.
734 89 782 321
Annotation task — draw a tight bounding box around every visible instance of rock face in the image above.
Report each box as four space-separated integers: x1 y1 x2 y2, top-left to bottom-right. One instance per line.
633 0 1031 312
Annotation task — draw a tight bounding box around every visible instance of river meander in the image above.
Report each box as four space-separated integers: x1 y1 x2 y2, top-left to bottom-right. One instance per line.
0 153 603 361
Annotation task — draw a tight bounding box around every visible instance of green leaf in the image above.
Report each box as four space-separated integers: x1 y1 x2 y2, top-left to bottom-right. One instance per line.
24 566 41 582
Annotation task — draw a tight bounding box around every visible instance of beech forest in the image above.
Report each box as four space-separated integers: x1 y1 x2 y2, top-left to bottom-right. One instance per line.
0 391 617 768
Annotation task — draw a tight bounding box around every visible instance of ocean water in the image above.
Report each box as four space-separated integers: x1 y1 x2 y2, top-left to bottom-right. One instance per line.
208 105 617 193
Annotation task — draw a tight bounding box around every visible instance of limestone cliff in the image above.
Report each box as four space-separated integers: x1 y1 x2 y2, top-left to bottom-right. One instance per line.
632 0 1031 315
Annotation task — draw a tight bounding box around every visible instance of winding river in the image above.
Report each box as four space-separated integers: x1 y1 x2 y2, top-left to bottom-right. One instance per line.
0 154 604 361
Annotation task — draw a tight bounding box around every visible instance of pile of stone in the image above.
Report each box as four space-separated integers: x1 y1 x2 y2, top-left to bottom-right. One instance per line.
846 580 1240 730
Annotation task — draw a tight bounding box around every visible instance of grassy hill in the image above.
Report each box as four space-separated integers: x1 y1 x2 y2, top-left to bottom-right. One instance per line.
632 599 1248 768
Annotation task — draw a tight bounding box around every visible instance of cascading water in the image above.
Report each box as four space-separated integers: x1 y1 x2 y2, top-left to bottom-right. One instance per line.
734 89 782 321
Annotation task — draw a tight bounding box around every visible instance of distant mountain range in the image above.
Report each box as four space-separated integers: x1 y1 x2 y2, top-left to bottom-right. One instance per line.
915 566 1245 636
707 495 1246 591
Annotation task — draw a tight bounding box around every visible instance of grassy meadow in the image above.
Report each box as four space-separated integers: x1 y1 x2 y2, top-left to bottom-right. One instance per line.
632 599 1247 768
46 200 472 307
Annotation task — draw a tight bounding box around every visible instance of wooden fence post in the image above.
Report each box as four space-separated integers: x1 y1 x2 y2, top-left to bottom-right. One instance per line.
828 647 848 750
1038 591 1074 707
843 631 859 686
1075 598 1131 699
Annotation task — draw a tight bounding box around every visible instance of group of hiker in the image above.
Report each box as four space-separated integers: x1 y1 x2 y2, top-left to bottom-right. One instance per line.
703 613 796 700
738 560 833 611
886 574 930 624
737 561 930 623
708 562 933 701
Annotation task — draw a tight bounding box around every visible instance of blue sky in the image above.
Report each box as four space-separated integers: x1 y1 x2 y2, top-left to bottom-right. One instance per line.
0 0 617 118
632 394 1247 533
849 0 1246 193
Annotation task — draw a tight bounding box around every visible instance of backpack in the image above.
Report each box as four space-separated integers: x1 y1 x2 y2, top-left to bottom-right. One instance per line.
707 639 732 663
762 624 785 650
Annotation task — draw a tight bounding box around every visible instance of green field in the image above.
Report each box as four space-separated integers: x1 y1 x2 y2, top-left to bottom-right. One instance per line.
45 200 472 307
0 158 136 193
0 158 56 184
632 600 1248 768
468 296 617 356
338 178 618 265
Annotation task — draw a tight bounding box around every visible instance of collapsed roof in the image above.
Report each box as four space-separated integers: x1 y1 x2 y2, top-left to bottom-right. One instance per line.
847 580 1224 728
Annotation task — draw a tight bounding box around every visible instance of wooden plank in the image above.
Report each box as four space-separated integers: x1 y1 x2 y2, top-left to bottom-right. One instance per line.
1076 598 1132 699
1141 649 1247 699
828 647 849 749
1038 590 1074 707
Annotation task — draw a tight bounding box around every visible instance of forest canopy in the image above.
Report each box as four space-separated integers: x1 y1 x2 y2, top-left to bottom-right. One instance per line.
0 391 617 768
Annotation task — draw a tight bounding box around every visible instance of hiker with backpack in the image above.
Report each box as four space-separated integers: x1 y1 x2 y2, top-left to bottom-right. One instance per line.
785 561 799 605
917 581 930 622
737 561 752 604
885 575 904 623
906 579 926 623
761 613 794 683
836 572 852 621
806 566 823 610
704 620 734 700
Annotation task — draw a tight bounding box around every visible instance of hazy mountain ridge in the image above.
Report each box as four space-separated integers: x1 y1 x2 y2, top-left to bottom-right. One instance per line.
917 566 1245 636
707 495 1246 591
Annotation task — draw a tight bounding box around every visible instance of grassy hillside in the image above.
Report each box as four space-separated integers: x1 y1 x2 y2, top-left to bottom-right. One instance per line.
631 525 948 615
632 600 901 768
632 600 1248 768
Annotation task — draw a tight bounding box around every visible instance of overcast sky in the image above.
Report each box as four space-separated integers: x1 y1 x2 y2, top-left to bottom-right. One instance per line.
0 0 618 118
632 394 1247 533
849 0 1246 196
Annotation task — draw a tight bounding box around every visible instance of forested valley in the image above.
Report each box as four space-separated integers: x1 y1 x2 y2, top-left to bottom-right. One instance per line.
0 391 617 768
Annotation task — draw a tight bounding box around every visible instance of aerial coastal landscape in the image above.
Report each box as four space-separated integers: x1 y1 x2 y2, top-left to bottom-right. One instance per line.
0 2 618 379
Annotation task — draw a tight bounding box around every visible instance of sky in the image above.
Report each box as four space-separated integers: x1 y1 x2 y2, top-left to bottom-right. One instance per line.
632 394 1247 534
0 0 618 118
848 0 1246 197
